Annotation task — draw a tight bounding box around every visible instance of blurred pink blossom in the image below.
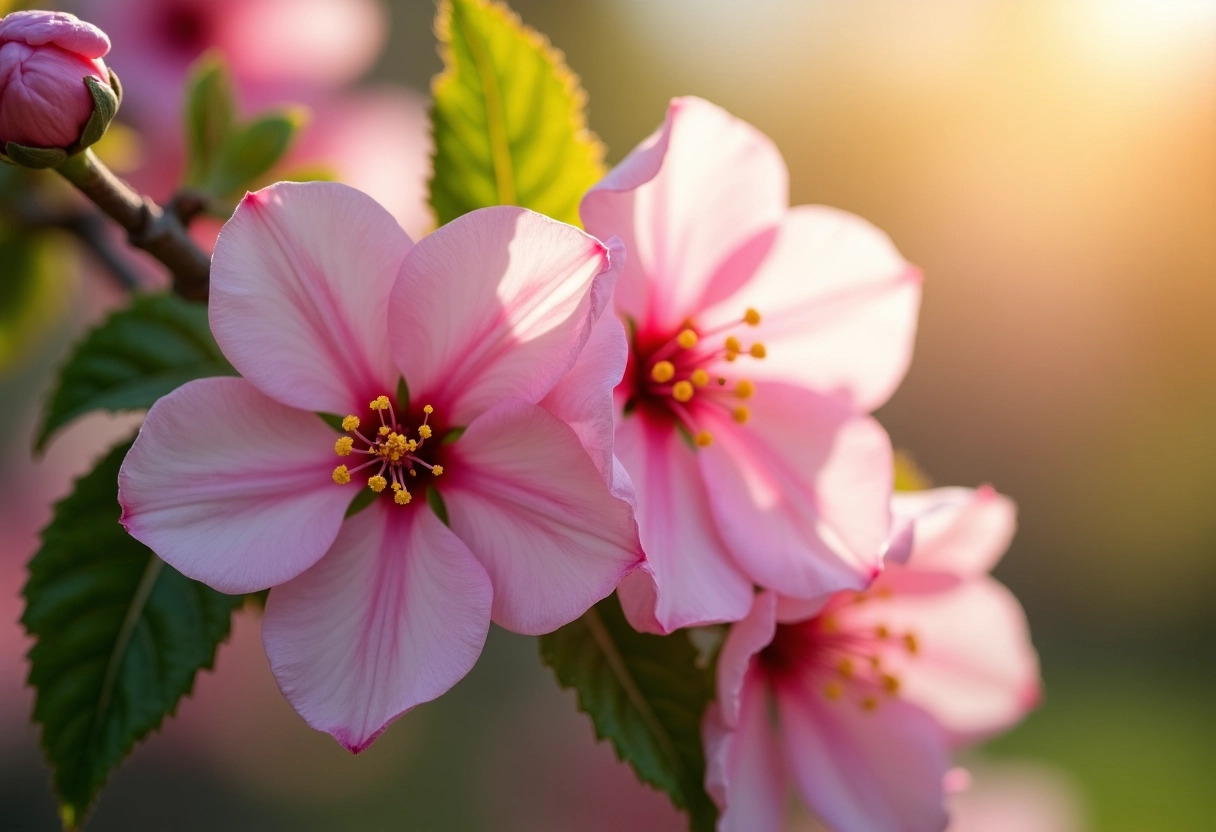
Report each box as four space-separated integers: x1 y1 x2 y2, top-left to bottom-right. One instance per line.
582 96 922 633
0 10 110 149
117 181 642 751
73 0 384 123
703 486 1041 832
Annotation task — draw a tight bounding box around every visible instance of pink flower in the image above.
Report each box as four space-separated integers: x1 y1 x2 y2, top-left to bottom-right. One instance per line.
581 97 922 633
0 10 110 149
703 486 1041 832
118 181 643 752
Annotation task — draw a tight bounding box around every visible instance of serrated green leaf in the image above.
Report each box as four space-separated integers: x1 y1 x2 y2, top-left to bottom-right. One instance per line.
539 594 719 831
430 0 606 226
37 292 235 451
206 109 305 197
22 439 244 825
183 53 235 187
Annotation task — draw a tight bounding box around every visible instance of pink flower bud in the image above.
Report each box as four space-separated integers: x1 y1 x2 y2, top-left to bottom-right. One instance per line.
0 10 111 150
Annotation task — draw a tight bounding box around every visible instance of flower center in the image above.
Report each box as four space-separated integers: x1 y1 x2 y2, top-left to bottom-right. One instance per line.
330 395 445 507
628 307 766 447
759 590 919 714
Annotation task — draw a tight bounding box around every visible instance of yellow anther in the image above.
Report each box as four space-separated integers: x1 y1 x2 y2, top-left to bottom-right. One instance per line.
423 404 434 414
870 655 883 669
677 328 698 349
332 465 351 485
824 681 844 700
837 658 854 679
391 482 403 491
334 436 354 456
379 426 391 436
732 406 750 424
651 360 676 383
370 395 391 411
672 380 694 402
408 439 418 451
409 469 417 476
724 335 742 354
690 368 710 387
367 475 387 493
876 624 891 640
725 352 738 362
341 415 361 432
904 633 919 655
743 307 761 326
418 424 432 439
431 465 444 476
394 488 412 505
735 379 755 399
861 696 879 712
749 342 767 359
881 674 901 695
694 431 714 447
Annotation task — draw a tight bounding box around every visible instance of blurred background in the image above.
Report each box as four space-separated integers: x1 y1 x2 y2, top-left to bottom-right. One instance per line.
3 0 1214 829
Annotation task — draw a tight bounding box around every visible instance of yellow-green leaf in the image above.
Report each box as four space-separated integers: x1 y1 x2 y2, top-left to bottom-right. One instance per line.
430 0 605 227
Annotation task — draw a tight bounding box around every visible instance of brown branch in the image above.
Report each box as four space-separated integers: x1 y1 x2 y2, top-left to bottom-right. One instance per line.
55 149 211 301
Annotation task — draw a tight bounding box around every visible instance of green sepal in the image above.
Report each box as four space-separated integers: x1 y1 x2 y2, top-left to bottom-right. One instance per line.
4 141 68 169
77 75 120 150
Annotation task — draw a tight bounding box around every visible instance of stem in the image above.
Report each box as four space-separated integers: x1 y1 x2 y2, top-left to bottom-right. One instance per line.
54 149 211 300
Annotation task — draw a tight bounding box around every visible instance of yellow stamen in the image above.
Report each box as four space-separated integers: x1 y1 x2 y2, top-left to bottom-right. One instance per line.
837 658 854 679
732 406 750 424
394 488 412 505
379 426 391 436
341 415 360 432
735 379 755 399
423 404 434 414
824 681 844 700
694 431 713 447
409 469 417 476
725 335 742 354
418 424 432 439
651 360 676 383
370 395 391 411
876 624 891 640
749 343 767 359
391 482 402 491
334 436 354 456
431 465 444 476
677 328 698 349
861 696 879 712
881 673 901 695
332 465 351 485
744 307 761 326
367 475 387 493
690 368 710 387
672 380 694 402
904 633 919 655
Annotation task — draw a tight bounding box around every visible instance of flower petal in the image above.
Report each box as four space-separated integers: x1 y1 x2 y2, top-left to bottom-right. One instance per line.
843 572 1041 744
581 96 787 329
389 206 618 426
443 399 642 634
118 377 348 593
209 181 410 414
715 593 777 727
539 263 631 492
704 670 789 832
613 413 755 634
263 502 492 752
701 205 921 412
777 676 952 832
698 382 893 600
893 486 1017 576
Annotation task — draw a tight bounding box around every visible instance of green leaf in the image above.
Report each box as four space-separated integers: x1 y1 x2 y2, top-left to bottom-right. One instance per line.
183 53 235 187
430 0 606 226
539 594 719 831
22 439 244 825
37 292 235 451
205 109 306 197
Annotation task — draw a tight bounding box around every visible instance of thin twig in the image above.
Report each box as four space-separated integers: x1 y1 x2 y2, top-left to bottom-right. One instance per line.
55 149 211 300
